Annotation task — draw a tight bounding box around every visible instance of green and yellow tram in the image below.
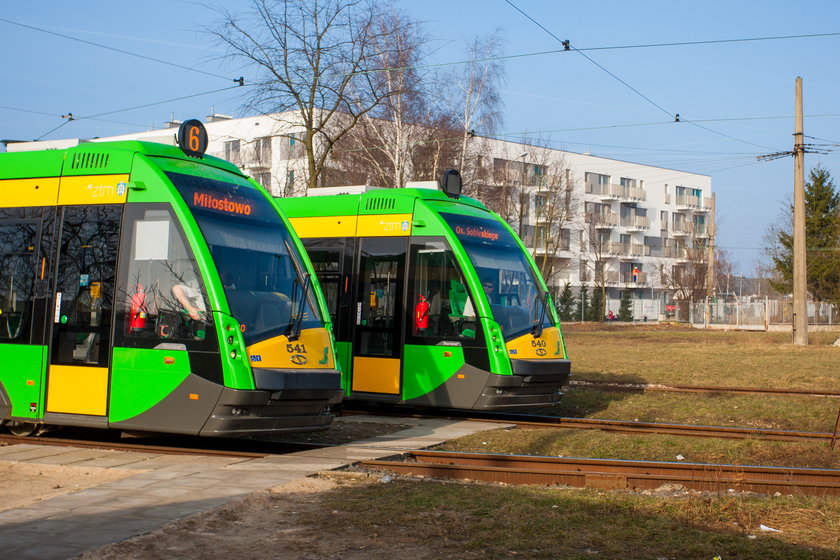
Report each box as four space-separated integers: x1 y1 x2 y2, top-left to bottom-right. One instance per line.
0 125 341 437
279 172 570 410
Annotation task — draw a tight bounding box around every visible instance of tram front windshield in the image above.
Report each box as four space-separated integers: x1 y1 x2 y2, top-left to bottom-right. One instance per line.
169 171 322 344
442 212 552 340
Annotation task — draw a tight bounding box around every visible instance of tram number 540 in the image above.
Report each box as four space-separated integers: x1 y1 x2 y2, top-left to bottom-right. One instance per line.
531 339 547 347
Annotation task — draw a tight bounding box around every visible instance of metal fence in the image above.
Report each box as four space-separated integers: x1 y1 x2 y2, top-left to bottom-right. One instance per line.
676 298 839 330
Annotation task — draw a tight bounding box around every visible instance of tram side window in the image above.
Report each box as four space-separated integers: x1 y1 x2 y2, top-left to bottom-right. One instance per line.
301 240 342 322
120 208 213 346
0 222 37 343
409 239 476 340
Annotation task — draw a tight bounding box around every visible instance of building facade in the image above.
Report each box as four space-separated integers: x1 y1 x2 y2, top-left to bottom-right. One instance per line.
10 113 713 320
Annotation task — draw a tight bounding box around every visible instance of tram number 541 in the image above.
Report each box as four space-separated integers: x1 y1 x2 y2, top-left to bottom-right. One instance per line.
286 343 307 354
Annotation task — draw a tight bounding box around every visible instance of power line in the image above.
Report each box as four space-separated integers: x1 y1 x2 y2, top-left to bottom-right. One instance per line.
81 85 243 120
0 104 151 129
0 17 236 82
501 0 776 151
350 32 840 76
32 85 244 140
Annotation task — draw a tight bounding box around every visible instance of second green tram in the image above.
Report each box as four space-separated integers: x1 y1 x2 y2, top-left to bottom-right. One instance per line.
279 179 571 410
0 134 342 437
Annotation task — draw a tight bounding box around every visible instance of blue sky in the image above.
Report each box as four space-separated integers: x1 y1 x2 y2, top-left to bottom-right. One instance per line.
2 1 839 272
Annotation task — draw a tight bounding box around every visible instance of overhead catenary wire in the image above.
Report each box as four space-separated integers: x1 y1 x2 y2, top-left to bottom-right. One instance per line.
0 17 236 82
33 85 245 140
0 104 152 129
500 0 777 151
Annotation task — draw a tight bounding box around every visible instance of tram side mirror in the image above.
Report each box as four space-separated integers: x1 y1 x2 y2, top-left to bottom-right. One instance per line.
439 169 462 199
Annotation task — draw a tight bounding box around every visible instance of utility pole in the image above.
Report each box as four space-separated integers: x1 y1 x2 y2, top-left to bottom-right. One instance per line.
705 192 716 299
792 76 808 345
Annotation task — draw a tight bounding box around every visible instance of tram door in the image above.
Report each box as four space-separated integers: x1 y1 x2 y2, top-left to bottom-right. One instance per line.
351 237 405 395
45 206 121 422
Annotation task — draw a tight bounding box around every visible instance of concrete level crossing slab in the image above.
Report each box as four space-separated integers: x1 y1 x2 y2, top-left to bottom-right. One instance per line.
0 416 504 560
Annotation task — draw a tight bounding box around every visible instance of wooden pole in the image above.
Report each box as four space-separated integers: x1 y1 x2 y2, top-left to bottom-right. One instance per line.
792 77 808 345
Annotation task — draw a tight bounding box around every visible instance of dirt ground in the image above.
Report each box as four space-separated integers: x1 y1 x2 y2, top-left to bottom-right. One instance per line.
1 419 421 559
76 474 407 560
0 460 142 512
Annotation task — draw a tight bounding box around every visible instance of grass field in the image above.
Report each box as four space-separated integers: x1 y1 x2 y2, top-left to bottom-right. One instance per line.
304 476 840 560
335 325 840 558
563 324 840 391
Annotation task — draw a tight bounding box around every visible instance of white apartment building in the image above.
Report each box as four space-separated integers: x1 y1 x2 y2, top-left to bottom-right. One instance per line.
9 113 713 319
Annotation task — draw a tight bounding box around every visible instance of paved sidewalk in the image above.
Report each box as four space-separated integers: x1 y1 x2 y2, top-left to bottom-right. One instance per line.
0 417 505 560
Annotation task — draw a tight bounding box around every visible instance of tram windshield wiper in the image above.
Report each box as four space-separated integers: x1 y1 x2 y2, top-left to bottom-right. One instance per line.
531 290 549 338
286 272 312 342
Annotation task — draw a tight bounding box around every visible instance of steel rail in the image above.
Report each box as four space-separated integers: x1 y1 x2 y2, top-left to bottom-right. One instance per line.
0 433 309 458
341 408 834 442
490 416 835 442
361 450 840 496
570 379 840 398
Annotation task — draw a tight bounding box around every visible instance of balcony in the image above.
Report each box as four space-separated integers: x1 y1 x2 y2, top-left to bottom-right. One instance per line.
622 271 648 285
599 242 650 257
621 215 649 231
671 222 692 237
586 183 646 202
601 271 648 285
243 146 272 168
587 212 618 229
678 247 707 262
648 245 679 258
675 194 702 210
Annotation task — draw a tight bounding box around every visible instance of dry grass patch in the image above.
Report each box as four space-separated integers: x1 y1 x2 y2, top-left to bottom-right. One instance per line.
564 326 840 390
303 478 840 559
542 388 840 433
437 427 840 469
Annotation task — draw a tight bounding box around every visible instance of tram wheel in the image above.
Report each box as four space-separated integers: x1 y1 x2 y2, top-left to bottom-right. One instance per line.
5 421 41 437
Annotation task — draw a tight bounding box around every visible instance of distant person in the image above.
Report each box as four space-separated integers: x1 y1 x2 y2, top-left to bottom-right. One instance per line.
172 278 206 320
482 279 498 304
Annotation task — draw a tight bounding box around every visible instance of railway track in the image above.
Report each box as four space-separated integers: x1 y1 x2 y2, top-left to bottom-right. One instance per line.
571 379 840 398
0 433 320 458
497 415 836 442
361 449 840 497
342 408 835 443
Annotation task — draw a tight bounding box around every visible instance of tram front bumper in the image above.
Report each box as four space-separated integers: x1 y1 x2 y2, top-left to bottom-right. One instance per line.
474 358 571 409
200 368 343 436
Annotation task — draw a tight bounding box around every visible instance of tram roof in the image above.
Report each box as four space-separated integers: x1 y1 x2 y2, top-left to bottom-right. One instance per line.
280 187 488 217
0 140 241 180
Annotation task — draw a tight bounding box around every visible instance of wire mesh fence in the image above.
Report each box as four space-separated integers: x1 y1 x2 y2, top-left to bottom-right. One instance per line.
675 298 838 329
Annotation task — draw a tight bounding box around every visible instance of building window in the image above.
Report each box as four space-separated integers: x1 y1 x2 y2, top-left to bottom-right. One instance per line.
223 140 240 165
253 171 271 190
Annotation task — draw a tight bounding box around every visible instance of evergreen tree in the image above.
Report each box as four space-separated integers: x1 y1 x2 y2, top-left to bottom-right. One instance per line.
618 290 634 321
556 282 575 321
588 289 604 322
770 167 840 302
574 284 590 322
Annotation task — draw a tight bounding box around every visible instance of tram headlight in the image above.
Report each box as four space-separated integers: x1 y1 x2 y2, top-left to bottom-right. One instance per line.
227 336 234 345
230 349 238 359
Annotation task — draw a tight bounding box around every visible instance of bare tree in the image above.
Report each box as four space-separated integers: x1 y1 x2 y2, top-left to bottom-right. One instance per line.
657 227 712 302
440 32 505 193
522 143 581 286
582 216 614 321
210 0 411 191
327 8 430 188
